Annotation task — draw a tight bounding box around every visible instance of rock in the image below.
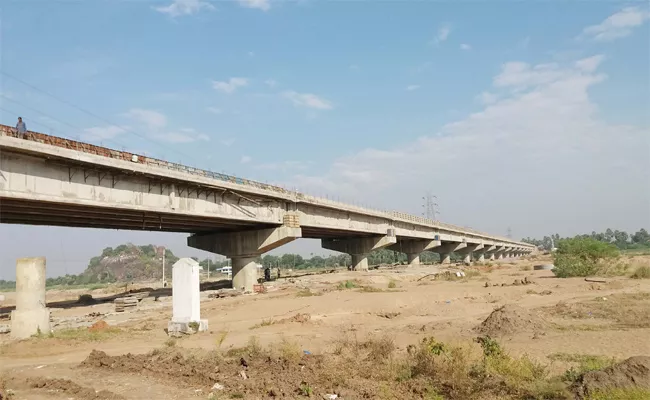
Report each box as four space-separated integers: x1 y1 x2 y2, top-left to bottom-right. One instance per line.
239 370 248 380
573 356 650 399
211 383 224 391
513 280 522 286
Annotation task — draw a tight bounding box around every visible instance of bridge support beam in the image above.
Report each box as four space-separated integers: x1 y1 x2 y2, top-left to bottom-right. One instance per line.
322 234 397 271
389 240 441 266
433 242 467 264
477 245 496 263
188 226 301 292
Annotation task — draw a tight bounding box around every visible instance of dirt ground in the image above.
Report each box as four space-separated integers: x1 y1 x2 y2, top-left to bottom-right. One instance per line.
1 255 649 399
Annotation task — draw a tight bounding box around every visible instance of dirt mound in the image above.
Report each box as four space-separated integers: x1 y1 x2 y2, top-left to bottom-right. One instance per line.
88 320 110 332
573 356 650 399
475 304 547 336
77 294 96 305
26 377 124 400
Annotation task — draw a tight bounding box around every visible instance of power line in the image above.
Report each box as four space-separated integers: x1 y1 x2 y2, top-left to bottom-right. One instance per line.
0 70 193 160
0 95 131 150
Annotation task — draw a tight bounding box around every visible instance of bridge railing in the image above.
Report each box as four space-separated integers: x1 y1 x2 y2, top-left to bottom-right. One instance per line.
0 124 531 247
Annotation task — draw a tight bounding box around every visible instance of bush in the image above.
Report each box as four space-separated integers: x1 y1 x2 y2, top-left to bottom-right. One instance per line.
553 238 619 278
631 265 650 279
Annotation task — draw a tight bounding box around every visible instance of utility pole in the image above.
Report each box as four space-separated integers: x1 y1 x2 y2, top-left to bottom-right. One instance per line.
421 192 439 221
162 246 166 287
207 258 210 279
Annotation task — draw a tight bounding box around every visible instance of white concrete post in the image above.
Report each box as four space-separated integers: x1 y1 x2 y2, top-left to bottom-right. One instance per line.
168 258 207 335
11 257 51 339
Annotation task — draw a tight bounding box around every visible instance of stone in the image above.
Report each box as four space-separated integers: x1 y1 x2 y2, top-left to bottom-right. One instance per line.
167 258 208 335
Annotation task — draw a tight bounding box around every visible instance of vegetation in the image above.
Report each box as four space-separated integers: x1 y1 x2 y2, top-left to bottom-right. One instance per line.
523 228 650 251
631 265 650 279
552 237 620 278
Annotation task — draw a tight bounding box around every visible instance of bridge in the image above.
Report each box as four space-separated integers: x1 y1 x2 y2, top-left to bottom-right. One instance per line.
0 125 535 291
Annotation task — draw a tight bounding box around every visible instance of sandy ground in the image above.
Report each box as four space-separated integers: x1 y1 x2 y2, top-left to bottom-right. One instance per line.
1 255 649 399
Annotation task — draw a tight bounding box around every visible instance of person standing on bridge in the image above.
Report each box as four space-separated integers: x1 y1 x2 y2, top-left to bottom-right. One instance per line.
15 117 27 138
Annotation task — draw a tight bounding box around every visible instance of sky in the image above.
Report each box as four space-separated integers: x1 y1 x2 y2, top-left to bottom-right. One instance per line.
0 1 649 279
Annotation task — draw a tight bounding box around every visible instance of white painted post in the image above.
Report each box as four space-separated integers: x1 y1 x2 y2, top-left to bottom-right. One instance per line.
167 258 208 335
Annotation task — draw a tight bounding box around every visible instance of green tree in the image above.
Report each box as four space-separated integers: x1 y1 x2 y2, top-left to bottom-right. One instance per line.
632 229 650 245
553 237 619 278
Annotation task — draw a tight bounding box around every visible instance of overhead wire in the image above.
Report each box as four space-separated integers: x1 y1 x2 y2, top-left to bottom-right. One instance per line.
0 95 132 151
0 70 194 160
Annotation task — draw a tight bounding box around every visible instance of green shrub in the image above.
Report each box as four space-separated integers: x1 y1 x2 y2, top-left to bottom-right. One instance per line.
553 238 619 278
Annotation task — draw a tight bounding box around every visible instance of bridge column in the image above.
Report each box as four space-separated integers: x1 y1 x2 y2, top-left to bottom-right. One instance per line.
494 246 506 260
433 242 467 265
188 226 301 292
479 245 496 263
11 257 51 339
389 239 441 266
322 233 397 271
457 244 483 265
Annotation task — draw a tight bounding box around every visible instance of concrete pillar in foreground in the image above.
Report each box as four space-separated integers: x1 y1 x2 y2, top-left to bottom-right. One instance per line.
11 257 51 339
322 233 397 271
489 253 495 261
188 226 301 292
477 253 485 262
168 258 207 335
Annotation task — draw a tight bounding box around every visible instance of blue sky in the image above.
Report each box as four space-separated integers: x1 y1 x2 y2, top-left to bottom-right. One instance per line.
1 1 648 278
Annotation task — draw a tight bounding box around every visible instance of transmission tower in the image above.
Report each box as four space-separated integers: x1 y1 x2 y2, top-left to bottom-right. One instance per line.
422 193 439 221
507 227 512 239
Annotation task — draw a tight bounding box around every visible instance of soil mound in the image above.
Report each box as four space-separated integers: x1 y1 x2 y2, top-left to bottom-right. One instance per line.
475 304 547 336
26 377 124 400
88 320 110 332
573 356 650 399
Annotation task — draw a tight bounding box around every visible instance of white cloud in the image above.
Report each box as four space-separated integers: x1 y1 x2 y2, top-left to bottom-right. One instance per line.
460 43 472 50
349 64 360 71
575 55 606 72
220 138 236 147
248 51 255 57
154 0 215 17
82 125 129 141
581 7 650 42
475 91 498 105
264 79 278 88
289 54 649 238
212 77 249 93
238 0 270 11
123 109 167 129
406 85 420 91
241 155 252 164
206 106 223 114
432 25 451 44
282 91 333 110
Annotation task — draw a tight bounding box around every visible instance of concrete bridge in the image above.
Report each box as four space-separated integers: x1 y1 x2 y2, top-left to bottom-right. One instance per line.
0 125 535 291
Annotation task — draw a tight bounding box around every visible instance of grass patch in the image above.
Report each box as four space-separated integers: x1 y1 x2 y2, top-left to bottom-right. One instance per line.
586 388 650 400
464 269 482 278
520 265 533 271
388 280 397 289
45 327 122 342
215 331 228 349
164 338 177 347
358 285 385 293
296 288 322 297
631 265 650 279
547 293 650 329
337 280 358 290
548 353 617 381
249 318 275 330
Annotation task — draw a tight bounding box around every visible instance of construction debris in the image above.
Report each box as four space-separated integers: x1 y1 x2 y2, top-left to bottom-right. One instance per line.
114 296 138 312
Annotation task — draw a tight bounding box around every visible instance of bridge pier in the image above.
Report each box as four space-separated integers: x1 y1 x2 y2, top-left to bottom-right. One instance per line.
433 242 467 264
322 234 397 271
188 226 301 292
389 239 441 266
456 244 483 265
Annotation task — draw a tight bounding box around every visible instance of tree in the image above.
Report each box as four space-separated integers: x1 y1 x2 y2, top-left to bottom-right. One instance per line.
553 237 619 278
632 229 650 245
604 228 614 243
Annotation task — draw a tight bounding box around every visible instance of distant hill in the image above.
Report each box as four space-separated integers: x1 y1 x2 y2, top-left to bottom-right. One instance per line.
83 244 178 283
